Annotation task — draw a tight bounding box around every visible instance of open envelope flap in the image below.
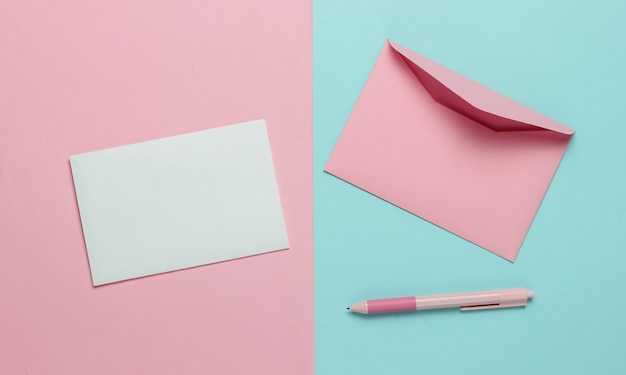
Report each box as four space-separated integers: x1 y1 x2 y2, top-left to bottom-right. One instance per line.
389 40 574 135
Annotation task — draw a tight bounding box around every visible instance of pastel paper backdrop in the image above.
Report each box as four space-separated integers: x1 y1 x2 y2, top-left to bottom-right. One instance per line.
0 1 312 374
314 0 626 374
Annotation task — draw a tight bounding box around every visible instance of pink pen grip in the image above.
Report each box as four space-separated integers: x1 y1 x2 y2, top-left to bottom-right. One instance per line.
367 297 416 314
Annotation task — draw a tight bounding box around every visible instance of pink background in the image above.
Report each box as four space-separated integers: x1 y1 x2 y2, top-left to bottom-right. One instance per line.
0 1 313 374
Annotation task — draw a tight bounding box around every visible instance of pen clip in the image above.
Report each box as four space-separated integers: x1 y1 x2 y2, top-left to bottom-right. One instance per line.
460 301 527 311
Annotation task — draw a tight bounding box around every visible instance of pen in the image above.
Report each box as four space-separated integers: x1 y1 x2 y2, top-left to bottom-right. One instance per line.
348 288 534 314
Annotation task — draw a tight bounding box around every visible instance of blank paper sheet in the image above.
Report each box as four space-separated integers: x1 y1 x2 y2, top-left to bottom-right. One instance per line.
70 119 289 286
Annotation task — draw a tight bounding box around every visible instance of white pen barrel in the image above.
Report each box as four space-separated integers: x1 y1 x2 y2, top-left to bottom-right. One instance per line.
414 290 502 310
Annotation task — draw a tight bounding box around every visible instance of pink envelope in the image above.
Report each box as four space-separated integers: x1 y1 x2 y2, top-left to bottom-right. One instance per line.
325 40 574 261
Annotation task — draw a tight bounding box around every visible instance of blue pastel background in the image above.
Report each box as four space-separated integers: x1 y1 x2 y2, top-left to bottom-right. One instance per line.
314 1 626 373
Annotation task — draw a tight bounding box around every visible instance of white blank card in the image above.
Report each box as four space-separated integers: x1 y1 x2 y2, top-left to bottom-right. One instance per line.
70 120 289 286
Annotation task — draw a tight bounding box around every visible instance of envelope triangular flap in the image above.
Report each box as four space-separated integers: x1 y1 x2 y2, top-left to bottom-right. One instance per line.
388 40 574 135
